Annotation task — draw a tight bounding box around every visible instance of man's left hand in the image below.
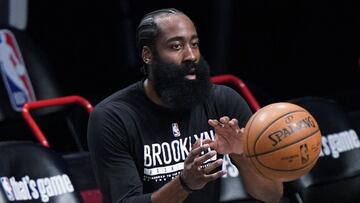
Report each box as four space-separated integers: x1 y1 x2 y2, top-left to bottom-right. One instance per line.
208 116 244 155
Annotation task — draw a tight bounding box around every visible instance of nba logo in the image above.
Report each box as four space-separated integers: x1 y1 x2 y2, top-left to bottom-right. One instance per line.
0 177 15 201
0 29 36 111
171 123 181 137
300 143 310 164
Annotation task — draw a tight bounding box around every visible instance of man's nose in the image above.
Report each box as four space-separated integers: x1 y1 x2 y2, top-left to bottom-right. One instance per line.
183 45 197 62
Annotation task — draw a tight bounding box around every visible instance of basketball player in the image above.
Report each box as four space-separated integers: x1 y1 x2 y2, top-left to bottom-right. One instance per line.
87 8 283 203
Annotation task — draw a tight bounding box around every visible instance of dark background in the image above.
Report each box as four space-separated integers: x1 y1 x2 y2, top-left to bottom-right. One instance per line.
26 0 360 111
0 1 358 200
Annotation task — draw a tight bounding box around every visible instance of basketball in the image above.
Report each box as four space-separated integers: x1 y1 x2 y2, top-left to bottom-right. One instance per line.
243 102 322 182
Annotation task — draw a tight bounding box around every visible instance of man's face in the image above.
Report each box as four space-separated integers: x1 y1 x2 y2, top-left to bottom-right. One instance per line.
148 14 211 109
153 14 200 74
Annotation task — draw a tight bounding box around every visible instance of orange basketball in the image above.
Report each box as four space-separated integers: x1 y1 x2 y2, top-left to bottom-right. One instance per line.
243 102 322 182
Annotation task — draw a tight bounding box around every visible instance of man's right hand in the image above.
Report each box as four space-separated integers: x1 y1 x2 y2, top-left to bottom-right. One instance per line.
180 139 226 191
151 139 227 203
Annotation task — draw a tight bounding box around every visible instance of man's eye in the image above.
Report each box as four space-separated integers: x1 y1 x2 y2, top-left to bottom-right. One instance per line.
171 44 183 50
191 42 199 48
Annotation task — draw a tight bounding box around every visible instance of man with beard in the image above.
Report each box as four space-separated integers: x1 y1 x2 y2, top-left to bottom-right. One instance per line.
87 8 283 203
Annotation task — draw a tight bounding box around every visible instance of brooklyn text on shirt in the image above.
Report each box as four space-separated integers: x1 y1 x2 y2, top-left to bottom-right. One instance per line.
143 130 216 182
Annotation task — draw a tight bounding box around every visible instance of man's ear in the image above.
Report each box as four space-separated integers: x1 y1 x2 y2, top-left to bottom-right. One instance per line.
142 46 153 64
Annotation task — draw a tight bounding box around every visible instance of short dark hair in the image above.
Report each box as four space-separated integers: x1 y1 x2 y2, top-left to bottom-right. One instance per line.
136 8 183 56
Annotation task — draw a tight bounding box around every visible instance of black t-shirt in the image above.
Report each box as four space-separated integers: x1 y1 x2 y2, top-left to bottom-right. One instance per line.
87 81 252 203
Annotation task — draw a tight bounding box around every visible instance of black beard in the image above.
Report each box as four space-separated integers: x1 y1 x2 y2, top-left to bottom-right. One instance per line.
150 57 212 110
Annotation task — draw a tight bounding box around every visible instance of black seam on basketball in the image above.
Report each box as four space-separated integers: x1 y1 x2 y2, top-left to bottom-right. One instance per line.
245 114 268 178
245 112 258 157
250 129 320 157
250 110 307 156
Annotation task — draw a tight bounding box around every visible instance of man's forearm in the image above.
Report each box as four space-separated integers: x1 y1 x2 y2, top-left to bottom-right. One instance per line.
230 153 283 203
151 176 189 203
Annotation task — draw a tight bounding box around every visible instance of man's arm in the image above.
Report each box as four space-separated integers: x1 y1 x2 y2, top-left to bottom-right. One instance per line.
88 106 152 203
208 117 283 203
230 153 283 203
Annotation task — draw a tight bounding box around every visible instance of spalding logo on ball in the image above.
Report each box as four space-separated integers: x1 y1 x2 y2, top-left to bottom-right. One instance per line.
243 102 321 182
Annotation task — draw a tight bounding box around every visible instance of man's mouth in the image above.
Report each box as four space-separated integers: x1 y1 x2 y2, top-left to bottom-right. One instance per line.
185 68 196 80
